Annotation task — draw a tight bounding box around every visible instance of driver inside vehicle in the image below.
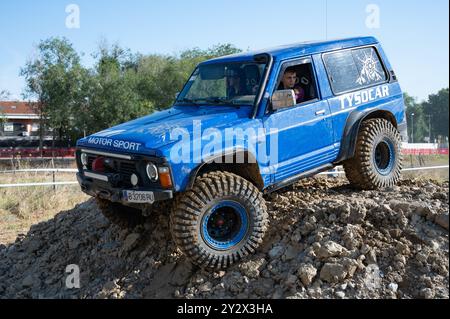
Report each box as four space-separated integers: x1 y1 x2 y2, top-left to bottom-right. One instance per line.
226 68 246 98
278 68 305 104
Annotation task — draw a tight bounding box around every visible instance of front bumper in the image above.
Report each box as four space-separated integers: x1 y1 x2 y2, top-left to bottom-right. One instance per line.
77 172 173 205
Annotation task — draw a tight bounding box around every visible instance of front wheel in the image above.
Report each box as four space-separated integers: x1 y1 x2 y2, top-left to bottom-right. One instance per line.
170 171 269 269
96 198 145 229
344 118 403 190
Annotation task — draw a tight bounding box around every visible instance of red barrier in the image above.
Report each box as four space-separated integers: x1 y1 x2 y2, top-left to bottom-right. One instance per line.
0 148 76 158
402 148 449 155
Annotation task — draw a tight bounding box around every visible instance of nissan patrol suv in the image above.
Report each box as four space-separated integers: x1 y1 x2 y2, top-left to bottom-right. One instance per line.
76 37 407 269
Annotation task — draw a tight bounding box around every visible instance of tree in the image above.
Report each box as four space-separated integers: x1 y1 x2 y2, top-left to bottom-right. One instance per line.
0 90 9 130
135 43 242 111
0 90 10 101
422 88 449 143
404 93 427 143
20 37 88 151
77 42 151 135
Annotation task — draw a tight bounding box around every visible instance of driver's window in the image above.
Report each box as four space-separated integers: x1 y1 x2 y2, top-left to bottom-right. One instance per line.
276 61 318 106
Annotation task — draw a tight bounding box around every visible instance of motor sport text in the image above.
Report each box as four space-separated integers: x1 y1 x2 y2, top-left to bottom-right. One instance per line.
87 137 142 151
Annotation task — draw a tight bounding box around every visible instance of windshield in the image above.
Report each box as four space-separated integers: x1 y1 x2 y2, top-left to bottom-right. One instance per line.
176 62 267 106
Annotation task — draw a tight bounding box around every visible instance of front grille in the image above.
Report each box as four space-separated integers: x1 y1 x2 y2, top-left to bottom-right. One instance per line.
86 154 138 187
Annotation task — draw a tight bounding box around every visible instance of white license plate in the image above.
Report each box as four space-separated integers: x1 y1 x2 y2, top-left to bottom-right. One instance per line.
123 190 154 203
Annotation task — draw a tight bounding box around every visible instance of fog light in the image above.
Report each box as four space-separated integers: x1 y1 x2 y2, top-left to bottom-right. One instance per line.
130 174 139 186
80 153 88 166
92 156 105 172
146 163 158 181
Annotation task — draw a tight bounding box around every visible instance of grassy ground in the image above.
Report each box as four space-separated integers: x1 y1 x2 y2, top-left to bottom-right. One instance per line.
401 154 449 182
403 154 449 168
0 171 89 245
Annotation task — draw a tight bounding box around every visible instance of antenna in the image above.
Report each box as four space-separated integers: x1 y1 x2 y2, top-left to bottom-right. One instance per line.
325 0 328 40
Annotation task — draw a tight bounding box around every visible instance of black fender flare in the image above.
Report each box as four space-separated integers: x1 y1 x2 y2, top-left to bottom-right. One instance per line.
186 149 264 190
334 109 398 164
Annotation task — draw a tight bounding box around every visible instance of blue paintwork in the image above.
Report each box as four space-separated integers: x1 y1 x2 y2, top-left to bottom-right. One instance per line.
201 200 248 250
76 36 406 193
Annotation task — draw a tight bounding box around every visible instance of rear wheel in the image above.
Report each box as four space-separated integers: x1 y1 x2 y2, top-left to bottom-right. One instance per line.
344 118 402 190
170 171 269 269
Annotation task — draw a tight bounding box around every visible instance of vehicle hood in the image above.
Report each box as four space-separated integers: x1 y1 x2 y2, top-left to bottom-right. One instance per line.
76 105 253 156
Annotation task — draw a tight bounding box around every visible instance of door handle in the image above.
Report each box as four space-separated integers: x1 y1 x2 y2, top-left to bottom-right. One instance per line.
315 109 326 116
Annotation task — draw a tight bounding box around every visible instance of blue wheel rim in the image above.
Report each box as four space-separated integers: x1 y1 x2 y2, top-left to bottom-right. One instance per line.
201 200 248 250
373 138 395 176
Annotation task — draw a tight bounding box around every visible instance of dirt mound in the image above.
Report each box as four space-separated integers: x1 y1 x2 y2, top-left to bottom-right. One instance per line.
0 178 448 299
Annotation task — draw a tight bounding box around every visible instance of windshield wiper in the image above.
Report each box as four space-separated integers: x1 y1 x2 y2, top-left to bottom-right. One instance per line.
203 98 252 107
175 98 202 105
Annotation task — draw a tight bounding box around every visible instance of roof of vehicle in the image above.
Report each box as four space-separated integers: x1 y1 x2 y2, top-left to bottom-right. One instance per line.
201 36 379 65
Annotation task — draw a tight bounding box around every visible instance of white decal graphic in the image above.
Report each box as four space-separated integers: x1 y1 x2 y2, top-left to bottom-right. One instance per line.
356 50 383 85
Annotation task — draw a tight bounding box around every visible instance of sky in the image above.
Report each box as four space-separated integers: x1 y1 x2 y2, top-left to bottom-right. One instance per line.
0 0 448 102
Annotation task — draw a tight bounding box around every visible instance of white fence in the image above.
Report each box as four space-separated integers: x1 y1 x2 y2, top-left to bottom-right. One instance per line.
0 166 448 189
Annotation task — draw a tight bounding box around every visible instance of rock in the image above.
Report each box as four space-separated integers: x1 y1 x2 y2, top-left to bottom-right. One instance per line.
420 288 435 299
342 258 359 278
348 207 366 224
363 264 382 290
388 283 398 293
284 274 298 288
335 291 345 299
283 245 300 261
170 261 193 286
389 200 411 213
410 202 435 219
25 240 41 254
268 245 284 259
104 280 119 291
198 282 212 293
366 249 377 264
121 233 141 254
320 263 347 283
22 275 36 288
396 242 411 255
297 264 317 286
434 213 449 230
316 241 346 259
68 240 80 250
239 258 266 279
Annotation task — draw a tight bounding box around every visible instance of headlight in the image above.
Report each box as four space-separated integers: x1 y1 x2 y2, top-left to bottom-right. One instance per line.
146 163 158 181
80 153 88 166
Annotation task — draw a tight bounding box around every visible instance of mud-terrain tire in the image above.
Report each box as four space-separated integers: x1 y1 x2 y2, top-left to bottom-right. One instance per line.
170 171 269 269
344 118 402 190
96 198 146 229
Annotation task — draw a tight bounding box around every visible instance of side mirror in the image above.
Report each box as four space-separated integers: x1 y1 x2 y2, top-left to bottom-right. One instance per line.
271 90 296 111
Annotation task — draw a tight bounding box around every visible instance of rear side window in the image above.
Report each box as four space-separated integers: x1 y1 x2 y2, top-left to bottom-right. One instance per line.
323 47 387 94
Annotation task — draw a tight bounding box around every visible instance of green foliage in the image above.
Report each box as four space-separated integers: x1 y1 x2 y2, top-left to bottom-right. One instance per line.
20 37 87 141
405 90 449 144
422 88 449 141
0 90 9 127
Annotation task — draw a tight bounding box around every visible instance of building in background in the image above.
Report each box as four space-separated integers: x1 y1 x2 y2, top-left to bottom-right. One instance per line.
0 101 40 137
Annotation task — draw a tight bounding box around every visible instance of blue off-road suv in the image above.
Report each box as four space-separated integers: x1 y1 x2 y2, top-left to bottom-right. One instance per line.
76 37 407 269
